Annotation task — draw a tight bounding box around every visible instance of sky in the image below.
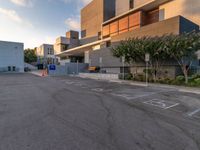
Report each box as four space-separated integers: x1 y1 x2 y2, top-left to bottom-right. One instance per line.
0 0 92 49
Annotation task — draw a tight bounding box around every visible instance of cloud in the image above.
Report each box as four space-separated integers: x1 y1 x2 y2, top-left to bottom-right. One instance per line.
0 8 21 23
0 8 33 27
64 16 80 31
9 0 33 7
62 0 92 6
45 36 55 44
80 0 92 5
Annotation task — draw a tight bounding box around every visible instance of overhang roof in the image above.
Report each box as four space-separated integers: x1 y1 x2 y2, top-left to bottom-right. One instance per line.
56 37 111 57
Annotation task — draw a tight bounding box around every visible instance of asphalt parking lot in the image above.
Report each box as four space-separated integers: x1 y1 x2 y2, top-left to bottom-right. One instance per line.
0 73 200 150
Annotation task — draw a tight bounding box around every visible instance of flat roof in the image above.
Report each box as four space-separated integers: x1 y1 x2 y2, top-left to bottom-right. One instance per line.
0 40 24 45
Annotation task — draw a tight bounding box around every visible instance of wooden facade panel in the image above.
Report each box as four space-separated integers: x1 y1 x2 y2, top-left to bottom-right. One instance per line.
144 9 159 25
119 29 129 34
119 16 129 31
110 21 118 34
102 24 110 37
102 9 161 38
129 25 140 31
129 11 141 27
110 32 118 37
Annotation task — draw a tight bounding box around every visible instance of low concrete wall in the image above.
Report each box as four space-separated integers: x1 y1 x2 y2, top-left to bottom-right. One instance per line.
78 73 119 80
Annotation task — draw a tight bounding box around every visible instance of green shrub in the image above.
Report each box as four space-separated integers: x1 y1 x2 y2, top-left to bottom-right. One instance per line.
125 73 133 80
157 79 165 84
143 69 154 74
176 75 185 82
188 81 197 87
191 74 200 80
194 78 200 85
133 74 145 82
163 78 174 84
119 73 133 80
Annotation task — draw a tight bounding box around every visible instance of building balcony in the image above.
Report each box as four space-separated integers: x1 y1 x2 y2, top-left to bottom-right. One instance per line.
111 15 199 42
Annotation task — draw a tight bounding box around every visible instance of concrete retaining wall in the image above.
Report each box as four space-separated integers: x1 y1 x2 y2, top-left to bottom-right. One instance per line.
78 73 119 80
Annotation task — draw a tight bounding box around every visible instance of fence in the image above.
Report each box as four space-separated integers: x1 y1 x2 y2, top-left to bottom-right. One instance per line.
48 63 88 76
189 66 200 75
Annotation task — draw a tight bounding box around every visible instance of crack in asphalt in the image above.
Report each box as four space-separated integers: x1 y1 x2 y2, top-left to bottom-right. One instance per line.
95 94 122 150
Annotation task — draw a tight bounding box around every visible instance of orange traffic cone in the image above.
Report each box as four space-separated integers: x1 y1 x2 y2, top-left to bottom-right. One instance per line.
42 70 45 77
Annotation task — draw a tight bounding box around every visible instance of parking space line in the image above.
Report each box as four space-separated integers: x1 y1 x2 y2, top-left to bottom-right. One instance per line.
111 92 158 100
164 103 180 109
92 88 104 92
187 108 200 117
143 99 179 110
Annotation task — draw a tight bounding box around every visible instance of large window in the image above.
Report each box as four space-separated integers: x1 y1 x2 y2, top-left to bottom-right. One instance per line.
129 0 134 9
81 30 86 38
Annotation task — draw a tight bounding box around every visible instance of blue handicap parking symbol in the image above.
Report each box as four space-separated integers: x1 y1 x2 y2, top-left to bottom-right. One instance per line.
49 65 56 70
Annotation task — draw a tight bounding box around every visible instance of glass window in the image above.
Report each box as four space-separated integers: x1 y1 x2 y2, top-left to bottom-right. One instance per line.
130 0 134 9
81 30 86 38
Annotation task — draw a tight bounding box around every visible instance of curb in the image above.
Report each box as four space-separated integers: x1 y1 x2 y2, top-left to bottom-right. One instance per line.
109 79 200 95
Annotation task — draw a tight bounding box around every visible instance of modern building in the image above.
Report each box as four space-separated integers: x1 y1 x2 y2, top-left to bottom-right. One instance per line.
54 30 79 55
54 30 81 63
36 44 56 65
81 0 115 39
0 41 24 73
57 0 200 74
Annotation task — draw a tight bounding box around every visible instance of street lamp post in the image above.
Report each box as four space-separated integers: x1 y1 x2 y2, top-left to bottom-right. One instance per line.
99 57 102 73
122 56 125 80
145 53 150 86
77 60 79 75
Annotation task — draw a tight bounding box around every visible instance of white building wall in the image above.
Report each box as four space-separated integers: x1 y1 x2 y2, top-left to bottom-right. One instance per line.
0 41 24 72
54 37 70 55
37 44 54 58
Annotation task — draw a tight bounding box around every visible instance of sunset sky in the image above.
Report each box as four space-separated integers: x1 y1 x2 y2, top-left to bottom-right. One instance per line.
0 0 92 48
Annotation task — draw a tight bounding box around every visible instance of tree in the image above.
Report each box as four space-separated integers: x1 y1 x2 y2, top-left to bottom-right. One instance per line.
112 36 168 81
24 48 37 63
112 32 200 83
164 32 200 84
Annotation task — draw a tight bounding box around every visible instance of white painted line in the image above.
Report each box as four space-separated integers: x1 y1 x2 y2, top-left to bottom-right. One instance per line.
111 92 157 100
187 108 200 117
143 100 166 109
143 99 179 110
164 103 180 110
65 81 74 85
74 83 83 86
111 93 136 100
92 88 104 92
